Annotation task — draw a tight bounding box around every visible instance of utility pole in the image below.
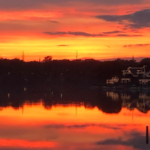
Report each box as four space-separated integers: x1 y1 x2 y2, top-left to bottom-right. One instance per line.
76 50 78 59
22 51 25 61
146 126 149 144
132 55 134 61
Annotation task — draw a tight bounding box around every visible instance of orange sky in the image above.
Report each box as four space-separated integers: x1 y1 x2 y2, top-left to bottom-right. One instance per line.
0 0 150 61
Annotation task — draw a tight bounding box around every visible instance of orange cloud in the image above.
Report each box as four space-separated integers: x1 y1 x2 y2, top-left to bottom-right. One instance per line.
0 11 62 21
0 1 149 61
0 139 57 148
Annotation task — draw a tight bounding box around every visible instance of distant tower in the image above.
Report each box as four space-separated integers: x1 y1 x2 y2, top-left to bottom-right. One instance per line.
22 106 24 115
22 51 25 61
76 50 78 59
132 55 134 61
76 106 78 116
132 109 134 122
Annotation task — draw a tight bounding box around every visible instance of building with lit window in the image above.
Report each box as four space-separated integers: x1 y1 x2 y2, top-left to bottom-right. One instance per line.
106 66 150 85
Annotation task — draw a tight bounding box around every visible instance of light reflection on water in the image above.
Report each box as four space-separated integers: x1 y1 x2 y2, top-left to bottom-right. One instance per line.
0 89 150 150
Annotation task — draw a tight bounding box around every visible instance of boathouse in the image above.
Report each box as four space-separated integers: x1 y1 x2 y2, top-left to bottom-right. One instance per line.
106 66 150 85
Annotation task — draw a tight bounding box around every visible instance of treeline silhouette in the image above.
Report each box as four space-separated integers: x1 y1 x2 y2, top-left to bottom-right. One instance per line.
0 86 150 114
1 58 150 114
0 86 122 114
1 57 150 86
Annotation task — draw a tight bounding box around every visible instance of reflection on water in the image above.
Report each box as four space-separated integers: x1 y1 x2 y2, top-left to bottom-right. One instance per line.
106 90 150 113
0 87 150 150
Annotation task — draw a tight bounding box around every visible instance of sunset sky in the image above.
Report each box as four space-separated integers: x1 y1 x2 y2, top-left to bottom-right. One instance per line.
0 0 150 61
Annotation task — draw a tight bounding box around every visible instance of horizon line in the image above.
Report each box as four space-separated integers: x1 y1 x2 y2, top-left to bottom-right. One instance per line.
0 56 149 62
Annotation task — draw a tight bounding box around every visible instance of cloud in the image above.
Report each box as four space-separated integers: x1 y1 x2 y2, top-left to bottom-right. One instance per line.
96 9 150 29
96 131 149 150
44 31 103 37
44 123 131 130
0 21 33 31
0 0 143 11
57 45 69 47
49 21 60 24
116 34 142 37
44 31 102 37
44 31 141 37
123 44 150 48
27 17 60 21
87 0 142 5
102 31 122 34
0 138 57 149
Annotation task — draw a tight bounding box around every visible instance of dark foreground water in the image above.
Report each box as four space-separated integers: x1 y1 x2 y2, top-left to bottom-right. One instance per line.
0 87 150 150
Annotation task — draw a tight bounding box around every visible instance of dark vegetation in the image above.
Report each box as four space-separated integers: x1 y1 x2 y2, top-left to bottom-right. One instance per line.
0 86 124 114
0 57 150 113
0 57 150 87
0 85 149 114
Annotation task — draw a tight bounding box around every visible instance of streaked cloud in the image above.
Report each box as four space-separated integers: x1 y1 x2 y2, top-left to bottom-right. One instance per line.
44 31 141 37
96 131 148 150
96 9 150 29
44 31 104 37
0 0 149 60
123 44 150 48
0 138 57 149
116 34 142 37
102 31 122 34
0 0 143 11
49 21 60 24
57 45 69 47
44 123 132 130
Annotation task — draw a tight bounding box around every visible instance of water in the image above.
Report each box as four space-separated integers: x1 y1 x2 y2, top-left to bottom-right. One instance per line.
0 87 150 150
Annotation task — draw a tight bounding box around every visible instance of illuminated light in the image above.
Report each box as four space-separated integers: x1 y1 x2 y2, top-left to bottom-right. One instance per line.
24 87 27 92
7 93 10 98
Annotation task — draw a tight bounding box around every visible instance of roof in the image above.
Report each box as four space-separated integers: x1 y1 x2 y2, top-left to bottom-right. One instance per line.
130 69 144 76
125 66 145 77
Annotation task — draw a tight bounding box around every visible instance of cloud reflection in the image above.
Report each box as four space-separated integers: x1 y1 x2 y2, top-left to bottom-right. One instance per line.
44 123 140 130
96 131 150 150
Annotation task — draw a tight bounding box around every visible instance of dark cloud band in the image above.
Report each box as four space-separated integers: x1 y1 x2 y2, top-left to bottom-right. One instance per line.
96 9 150 29
44 31 142 37
57 45 69 47
0 0 143 11
123 44 150 48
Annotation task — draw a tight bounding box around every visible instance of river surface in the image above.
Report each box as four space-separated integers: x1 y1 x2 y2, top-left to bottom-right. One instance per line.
0 88 150 150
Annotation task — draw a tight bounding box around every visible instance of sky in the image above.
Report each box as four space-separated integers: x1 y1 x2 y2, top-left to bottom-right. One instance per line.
0 0 150 61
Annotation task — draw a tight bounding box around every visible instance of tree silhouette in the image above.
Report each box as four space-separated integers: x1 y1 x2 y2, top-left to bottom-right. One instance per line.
43 56 52 62
140 58 150 65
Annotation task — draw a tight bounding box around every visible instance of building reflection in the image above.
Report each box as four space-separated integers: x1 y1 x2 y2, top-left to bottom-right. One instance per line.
106 90 150 113
0 85 122 114
121 93 131 101
106 91 119 101
0 85 150 114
